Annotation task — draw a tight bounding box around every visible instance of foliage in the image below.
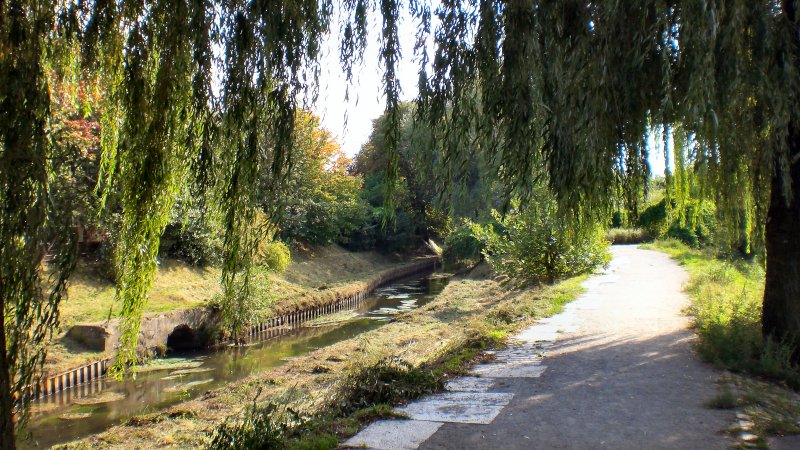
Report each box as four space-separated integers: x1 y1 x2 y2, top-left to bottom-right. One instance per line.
442 221 484 270
482 196 610 285
334 356 442 415
352 102 497 249
209 390 305 450
0 6 79 438
342 174 417 252
163 203 222 267
638 197 717 249
213 266 273 342
647 240 800 388
255 240 291 274
277 112 368 247
639 199 669 238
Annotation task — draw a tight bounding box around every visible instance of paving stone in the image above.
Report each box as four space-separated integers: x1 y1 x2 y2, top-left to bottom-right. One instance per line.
396 400 507 424
445 376 496 392
424 392 514 405
471 361 547 378
344 419 443 450
737 419 754 430
739 432 759 442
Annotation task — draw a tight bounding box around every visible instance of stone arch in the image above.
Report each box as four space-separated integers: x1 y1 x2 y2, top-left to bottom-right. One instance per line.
166 324 200 351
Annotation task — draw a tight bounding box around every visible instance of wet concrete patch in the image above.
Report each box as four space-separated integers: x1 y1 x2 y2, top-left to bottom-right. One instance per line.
344 419 444 449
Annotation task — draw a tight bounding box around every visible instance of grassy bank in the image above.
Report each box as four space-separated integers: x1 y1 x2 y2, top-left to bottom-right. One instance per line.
46 246 411 375
61 266 585 449
61 246 404 326
646 240 800 442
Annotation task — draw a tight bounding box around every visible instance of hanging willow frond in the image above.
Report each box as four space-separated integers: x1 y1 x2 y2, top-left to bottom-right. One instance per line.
0 0 78 433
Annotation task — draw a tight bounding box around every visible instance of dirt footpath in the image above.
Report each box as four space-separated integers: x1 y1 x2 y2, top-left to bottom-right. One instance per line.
348 245 733 449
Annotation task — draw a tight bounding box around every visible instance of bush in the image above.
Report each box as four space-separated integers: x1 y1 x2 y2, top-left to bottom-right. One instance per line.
442 222 484 269
639 198 668 238
255 240 291 273
639 198 717 248
666 223 699 248
162 204 222 266
610 210 624 228
334 357 441 414
483 197 610 285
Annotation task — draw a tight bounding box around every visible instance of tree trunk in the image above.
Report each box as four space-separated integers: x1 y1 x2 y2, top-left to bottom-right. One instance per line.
762 140 800 361
0 305 16 450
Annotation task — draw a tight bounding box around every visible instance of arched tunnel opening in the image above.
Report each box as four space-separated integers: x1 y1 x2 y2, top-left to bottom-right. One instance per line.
166 324 201 351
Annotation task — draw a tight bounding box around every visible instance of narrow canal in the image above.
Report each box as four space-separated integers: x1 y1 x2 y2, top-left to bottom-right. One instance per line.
21 271 449 449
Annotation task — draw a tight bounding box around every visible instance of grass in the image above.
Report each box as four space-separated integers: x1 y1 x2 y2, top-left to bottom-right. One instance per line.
709 372 800 442
63 265 586 449
60 246 403 327
646 239 800 439
61 259 220 328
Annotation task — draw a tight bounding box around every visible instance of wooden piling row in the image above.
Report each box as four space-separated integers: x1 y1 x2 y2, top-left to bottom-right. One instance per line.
31 358 110 402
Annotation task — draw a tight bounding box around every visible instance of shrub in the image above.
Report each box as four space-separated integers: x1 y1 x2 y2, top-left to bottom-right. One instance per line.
666 223 699 248
640 198 717 248
639 198 668 238
610 210 624 228
483 198 610 285
255 240 291 273
162 204 222 266
334 357 441 414
442 221 484 269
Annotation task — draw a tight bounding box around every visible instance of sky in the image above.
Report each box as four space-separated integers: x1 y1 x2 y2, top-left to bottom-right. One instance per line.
311 8 423 158
310 6 669 176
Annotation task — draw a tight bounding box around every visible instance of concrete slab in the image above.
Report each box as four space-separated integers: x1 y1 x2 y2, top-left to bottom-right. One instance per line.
424 392 513 405
344 419 443 450
471 361 547 378
444 377 496 392
397 400 507 424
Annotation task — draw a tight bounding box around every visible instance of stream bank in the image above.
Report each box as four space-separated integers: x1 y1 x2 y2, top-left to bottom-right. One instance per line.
22 265 444 449
45 246 423 378
52 266 586 449
37 256 438 402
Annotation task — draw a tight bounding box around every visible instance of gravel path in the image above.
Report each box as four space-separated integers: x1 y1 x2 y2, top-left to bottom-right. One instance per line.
346 245 733 449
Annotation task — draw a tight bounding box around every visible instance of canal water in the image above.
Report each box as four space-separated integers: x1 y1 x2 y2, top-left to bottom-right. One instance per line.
20 272 449 449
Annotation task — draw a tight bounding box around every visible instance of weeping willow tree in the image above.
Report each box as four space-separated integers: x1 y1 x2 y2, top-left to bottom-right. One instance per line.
0 0 80 446
406 1 799 359
3 0 800 448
